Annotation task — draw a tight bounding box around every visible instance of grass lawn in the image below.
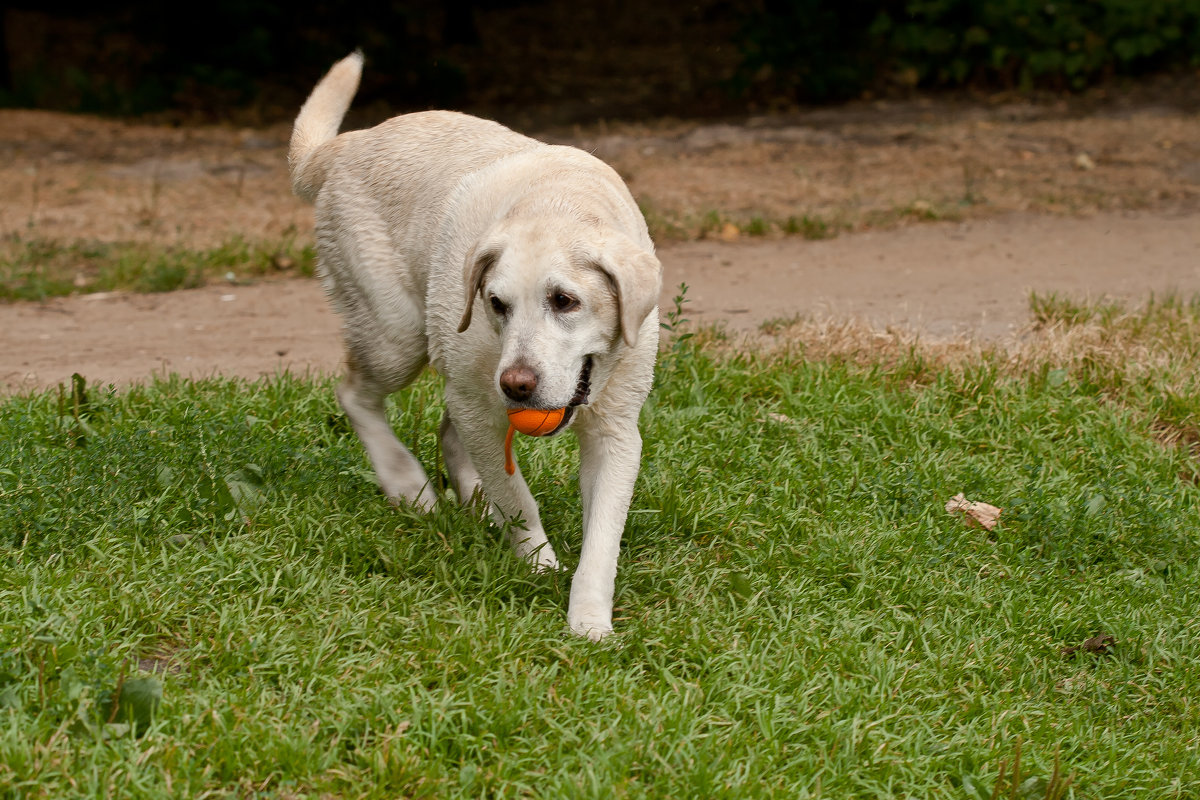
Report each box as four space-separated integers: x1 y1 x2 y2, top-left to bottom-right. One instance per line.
2 296 1199 798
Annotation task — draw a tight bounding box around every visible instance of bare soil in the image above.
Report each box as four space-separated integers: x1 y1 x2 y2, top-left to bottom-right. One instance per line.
2 95 1199 393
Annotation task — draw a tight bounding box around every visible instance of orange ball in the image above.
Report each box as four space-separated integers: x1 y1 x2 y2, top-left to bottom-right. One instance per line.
507 407 566 437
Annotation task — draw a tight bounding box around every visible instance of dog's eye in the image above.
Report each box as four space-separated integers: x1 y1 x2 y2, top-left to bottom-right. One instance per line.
490 295 508 316
550 292 579 312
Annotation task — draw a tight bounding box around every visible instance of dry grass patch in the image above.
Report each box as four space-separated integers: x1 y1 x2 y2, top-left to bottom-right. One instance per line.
738 292 1200 390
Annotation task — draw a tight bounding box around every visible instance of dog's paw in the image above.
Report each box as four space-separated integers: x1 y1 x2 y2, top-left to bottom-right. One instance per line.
568 606 613 641
527 546 561 574
414 484 440 512
511 535 560 573
385 483 438 513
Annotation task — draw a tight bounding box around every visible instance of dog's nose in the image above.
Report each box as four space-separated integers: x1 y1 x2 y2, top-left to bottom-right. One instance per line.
500 365 539 402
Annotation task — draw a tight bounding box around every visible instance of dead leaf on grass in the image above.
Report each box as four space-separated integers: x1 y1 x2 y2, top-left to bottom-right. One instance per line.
1060 633 1116 658
945 492 1002 530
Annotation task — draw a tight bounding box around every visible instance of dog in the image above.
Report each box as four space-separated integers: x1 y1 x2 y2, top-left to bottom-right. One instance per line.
288 52 662 640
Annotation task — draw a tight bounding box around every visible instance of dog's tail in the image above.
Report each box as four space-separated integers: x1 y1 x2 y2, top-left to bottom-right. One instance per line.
288 51 364 201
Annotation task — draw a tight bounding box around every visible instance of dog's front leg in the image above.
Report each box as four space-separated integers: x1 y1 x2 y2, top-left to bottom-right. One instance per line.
446 399 560 572
482 459 561 573
570 419 642 641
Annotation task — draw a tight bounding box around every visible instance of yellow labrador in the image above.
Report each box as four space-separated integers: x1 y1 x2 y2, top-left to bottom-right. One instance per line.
288 53 661 640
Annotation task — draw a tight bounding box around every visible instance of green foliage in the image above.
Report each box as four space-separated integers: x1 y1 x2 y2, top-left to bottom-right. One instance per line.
735 0 889 102
744 216 771 236
784 214 835 239
878 0 1200 90
0 2 466 118
2 300 1200 795
737 0 1200 102
10 0 1196 124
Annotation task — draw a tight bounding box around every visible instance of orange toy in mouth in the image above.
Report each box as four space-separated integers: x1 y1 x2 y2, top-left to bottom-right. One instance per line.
508 407 566 436
504 407 567 475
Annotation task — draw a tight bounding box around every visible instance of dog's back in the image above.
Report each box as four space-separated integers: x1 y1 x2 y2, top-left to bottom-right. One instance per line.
288 52 537 207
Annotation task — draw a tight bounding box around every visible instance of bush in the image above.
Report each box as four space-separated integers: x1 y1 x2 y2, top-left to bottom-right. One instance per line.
736 0 1200 102
884 0 1200 90
733 0 892 103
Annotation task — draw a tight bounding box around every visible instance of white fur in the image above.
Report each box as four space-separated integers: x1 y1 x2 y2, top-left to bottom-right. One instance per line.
289 53 662 640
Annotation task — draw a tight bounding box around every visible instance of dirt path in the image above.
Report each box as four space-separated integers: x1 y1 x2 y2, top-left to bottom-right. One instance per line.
4 209 1198 393
2 101 1198 393
670 210 1200 338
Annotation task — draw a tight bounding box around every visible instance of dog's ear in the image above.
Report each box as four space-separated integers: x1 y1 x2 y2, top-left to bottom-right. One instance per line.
592 241 663 348
457 243 502 333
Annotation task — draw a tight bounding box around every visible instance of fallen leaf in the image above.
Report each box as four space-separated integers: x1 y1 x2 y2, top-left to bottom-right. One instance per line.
728 571 754 599
114 676 163 734
1061 633 1115 658
945 493 1002 530
225 464 266 518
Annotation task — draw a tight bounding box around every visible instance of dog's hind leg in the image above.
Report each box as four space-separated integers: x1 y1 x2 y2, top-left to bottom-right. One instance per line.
336 343 439 511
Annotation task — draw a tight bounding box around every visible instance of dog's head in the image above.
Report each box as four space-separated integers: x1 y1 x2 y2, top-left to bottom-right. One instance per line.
457 219 661 425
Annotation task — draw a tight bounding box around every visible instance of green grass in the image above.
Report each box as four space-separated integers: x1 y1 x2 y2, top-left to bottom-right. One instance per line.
782 214 836 240
2 299 1200 797
637 197 966 244
637 201 844 243
0 234 317 301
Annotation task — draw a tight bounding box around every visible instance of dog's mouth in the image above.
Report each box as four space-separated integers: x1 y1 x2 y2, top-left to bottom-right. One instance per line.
570 355 593 407
547 356 593 435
